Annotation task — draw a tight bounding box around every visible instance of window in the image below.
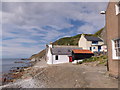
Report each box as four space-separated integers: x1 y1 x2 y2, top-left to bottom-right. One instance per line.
115 2 120 15
93 47 96 49
55 55 58 60
90 47 92 51
112 39 120 59
68 50 71 52
92 41 98 44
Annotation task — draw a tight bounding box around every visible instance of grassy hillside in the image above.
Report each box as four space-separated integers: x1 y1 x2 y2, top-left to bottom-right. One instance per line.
93 28 104 37
53 28 104 45
30 28 104 59
53 34 94 45
29 49 46 59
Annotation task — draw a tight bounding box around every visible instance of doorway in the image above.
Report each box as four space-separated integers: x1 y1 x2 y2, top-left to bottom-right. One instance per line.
98 46 101 52
69 56 72 62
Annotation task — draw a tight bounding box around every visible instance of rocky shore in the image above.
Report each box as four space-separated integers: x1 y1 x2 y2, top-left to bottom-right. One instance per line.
0 58 48 88
0 58 118 88
1 60 36 86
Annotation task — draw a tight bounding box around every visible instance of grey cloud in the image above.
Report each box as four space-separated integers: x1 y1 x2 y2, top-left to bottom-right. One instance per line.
2 2 108 58
2 2 107 29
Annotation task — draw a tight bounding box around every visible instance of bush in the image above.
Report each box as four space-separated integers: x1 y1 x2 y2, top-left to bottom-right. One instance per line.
77 55 107 65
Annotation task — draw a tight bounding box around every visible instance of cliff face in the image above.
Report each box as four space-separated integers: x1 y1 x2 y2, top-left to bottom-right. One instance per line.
30 28 104 59
29 49 46 60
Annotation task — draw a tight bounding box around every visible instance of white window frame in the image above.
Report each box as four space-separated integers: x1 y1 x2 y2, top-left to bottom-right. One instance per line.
115 3 120 15
112 39 120 59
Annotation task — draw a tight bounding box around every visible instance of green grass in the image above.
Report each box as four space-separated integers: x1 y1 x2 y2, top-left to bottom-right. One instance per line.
29 49 46 59
30 28 104 59
53 28 104 45
93 28 104 37
77 55 107 65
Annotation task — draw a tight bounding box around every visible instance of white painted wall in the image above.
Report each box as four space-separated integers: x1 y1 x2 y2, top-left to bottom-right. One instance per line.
91 46 98 52
101 45 107 52
78 34 87 49
52 55 69 64
79 34 105 52
86 41 92 50
79 35 104 51
91 45 107 52
98 41 104 45
46 43 70 64
46 48 53 64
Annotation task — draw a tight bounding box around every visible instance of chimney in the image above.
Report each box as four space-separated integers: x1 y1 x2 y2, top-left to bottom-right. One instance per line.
81 33 85 37
46 44 49 48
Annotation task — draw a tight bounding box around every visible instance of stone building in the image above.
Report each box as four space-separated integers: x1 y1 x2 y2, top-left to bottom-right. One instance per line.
105 1 120 77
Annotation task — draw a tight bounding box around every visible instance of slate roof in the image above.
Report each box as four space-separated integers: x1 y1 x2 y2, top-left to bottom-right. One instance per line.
51 47 82 55
85 36 103 41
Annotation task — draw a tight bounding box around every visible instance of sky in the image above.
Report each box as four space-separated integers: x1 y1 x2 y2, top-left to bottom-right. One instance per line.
1 2 108 58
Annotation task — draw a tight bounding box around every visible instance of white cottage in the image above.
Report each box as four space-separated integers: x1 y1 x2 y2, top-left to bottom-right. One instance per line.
46 44 82 64
78 34 107 52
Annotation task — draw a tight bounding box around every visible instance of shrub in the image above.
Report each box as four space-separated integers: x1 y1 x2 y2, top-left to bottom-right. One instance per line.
77 55 107 65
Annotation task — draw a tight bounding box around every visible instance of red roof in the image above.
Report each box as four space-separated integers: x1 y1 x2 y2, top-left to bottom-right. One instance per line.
72 49 93 54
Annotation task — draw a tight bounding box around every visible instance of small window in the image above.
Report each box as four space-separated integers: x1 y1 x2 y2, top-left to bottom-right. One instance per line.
55 55 58 60
68 50 71 52
112 39 120 59
93 47 96 49
92 41 98 44
90 47 92 51
115 2 120 15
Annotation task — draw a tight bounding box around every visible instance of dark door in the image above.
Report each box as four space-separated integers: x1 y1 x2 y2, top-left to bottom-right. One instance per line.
90 47 92 51
98 46 101 52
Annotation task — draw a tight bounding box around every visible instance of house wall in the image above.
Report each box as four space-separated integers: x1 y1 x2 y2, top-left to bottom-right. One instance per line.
101 45 107 52
79 34 105 52
86 41 92 50
91 44 107 52
91 46 98 52
78 35 87 49
52 55 69 64
98 41 104 45
106 2 120 77
46 48 53 64
88 41 104 52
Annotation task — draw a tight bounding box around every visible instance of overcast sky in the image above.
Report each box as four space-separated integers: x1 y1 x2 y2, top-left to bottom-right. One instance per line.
1 2 108 58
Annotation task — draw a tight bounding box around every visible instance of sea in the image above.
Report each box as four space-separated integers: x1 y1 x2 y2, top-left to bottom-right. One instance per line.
0 58 31 76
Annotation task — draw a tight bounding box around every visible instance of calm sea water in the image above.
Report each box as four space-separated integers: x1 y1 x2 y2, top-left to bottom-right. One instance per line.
1 58 31 74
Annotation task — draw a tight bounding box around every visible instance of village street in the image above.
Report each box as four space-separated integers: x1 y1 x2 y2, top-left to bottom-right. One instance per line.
2 59 118 88
33 62 118 88
1 1 120 89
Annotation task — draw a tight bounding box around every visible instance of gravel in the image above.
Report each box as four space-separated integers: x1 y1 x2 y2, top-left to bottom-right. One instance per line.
0 60 118 88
